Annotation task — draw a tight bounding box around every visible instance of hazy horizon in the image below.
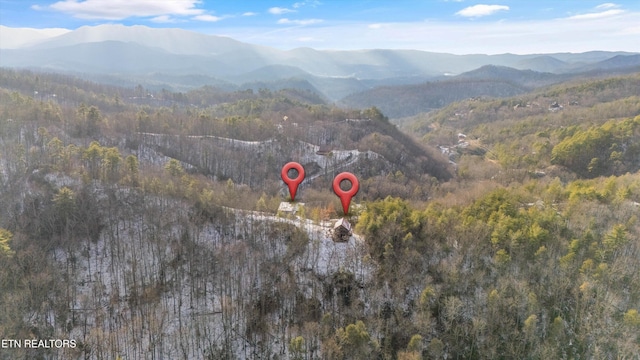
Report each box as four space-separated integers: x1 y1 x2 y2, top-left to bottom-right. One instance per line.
1 0 639 55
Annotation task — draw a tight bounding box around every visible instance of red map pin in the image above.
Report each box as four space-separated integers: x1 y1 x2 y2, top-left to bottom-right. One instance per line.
332 172 359 215
281 162 305 201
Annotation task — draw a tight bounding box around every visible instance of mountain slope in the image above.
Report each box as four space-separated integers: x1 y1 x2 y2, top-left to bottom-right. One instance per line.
1 25 637 101
514 55 571 73
1 47 640 360
5 25 635 77
573 54 640 73
454 65 567 88
340 77 530 118
1 40 235 75
25 24 263 56
340 63 640 119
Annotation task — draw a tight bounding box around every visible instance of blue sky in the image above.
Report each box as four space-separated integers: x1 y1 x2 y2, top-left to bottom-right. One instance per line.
1 0 639 54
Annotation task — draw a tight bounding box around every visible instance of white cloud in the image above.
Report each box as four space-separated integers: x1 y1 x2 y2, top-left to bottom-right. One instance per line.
150 15 176 23
567 9 624 20
226 7 639 54
293 1 321 8
277 18 323 25
595 3 619 10
567 3 625 20
268 7 296 15
243 12 258 16
455 4 509 18
618 25 640 35
193 14 224 22
45 0 204 20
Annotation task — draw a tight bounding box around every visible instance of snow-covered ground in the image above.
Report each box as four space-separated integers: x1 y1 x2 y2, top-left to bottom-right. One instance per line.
49 194 373 359
135 131 382 182
237 208 372 281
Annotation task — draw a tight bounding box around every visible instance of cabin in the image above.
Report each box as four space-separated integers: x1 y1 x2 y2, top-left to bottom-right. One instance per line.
549 101 563 112
332 218 352 242
316 145 333 156
278 202 304 215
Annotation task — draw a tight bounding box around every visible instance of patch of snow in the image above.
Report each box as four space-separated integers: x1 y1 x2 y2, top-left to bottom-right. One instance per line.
52 194 375 359
44 172 81 188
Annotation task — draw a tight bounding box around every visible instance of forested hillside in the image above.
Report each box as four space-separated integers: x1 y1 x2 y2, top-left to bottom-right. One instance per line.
410 74 640 178
341 60 640 119
0 68 639 359
340 78 530 119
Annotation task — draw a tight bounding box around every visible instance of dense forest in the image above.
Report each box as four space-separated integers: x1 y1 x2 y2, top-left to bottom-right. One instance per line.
0 68 639 359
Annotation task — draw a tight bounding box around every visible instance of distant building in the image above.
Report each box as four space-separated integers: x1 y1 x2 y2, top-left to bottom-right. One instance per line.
332 218 352 242
316 145 333 156
278 202 304 215
345 118 371 123
549 101 563 111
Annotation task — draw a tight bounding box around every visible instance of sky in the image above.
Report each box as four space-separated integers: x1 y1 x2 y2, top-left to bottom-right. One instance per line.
1 0 639 54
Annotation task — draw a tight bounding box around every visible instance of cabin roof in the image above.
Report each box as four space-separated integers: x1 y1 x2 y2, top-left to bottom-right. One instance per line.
333 217 351 231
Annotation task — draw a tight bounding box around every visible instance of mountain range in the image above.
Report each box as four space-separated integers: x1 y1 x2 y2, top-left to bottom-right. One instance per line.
1 24 639 107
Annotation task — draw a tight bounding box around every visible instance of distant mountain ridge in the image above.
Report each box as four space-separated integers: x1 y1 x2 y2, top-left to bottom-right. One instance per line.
340 59 640 118
450 65 566 88
514 56 572 73
1 24 638 102
340 77 530 118
576 54 640 72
